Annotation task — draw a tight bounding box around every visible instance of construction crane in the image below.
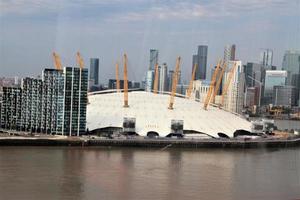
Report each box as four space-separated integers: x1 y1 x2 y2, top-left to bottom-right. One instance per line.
123 53 129 108
76 52 84 69
52 52 62 70
186 63 198 99
212 61 227 103
153 63 159 94
203 60 221 110
115 62 120 91
220 61 238 107
168 56 181 110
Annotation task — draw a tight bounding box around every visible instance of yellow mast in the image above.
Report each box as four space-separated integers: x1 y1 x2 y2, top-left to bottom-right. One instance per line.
123 54 129 108
186 63 198 99
203 60 221 110
220 61 238 107
153 63 159 94
212 61 227 103
115 62 120 91
168 56 181 110
52 52 62 70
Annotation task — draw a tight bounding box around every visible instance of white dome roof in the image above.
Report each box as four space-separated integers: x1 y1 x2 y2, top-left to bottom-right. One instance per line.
87 91 251 137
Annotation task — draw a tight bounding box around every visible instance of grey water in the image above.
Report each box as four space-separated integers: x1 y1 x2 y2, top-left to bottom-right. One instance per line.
0 147 300 200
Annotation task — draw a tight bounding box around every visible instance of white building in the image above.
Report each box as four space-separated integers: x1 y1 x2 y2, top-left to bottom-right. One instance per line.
87 91 251 138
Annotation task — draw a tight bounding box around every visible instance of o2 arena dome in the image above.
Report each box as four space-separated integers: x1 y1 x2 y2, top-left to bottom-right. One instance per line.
87 90 251 138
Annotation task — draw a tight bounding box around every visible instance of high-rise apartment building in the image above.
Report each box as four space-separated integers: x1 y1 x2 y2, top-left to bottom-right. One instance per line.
0 87 22 130
0 67 88 136
192 45 208 80
90 58 99 85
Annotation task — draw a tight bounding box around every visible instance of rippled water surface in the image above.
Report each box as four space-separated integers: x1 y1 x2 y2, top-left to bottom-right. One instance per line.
0 147 300 200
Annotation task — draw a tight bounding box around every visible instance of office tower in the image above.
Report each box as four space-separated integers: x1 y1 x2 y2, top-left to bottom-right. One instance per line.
159 63 168 92
192 45 208 80
168 70 174 92
273 85 296 107
90 58 99 85
264 70 287 105
244 63 264 87
224 44 236 66
282 50 300 83
260 49 273 69
149 49 159 70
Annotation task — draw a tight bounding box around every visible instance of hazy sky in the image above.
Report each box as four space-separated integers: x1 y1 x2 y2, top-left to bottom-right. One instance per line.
1 0 300 83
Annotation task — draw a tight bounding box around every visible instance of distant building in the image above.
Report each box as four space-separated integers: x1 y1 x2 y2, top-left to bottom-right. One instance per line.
245 87 257 108
168 70 174 92
224 44 236 66
282 50 300 104
244 63 264 87
260 49 273 69
273 85 296 107
145 70 154 92
192 45 208 80
149 49 158 70
176 84 189 95
223 60 245 114
264 70 287 105
108 79 140 89
158 63 168 92
90 58 99 86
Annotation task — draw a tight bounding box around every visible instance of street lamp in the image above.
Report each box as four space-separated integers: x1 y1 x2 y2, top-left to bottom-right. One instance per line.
247 75 263 107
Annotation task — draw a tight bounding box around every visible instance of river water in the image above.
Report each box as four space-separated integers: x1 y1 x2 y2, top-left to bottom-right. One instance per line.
0 147 300 200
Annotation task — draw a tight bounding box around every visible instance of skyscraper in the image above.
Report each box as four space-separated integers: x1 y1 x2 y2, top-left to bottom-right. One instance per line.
282 50 300 84
260 49 273 69
90 58 99 85
0 67 88 136
264 70 287 105
192 45 208 80
159 63 168 92
149 49 159 70
224 44 236 66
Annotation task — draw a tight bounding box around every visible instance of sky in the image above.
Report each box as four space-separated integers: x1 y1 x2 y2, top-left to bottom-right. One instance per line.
0 0 300 83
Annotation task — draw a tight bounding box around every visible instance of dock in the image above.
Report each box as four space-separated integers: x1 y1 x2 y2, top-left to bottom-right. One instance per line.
1 136 300 149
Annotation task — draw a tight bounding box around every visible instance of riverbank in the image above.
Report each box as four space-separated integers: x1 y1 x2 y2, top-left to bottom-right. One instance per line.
1 136 300 149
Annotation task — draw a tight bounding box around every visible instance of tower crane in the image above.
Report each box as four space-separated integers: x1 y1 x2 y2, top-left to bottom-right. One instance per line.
212 61 227 103
123 53 129 108
220 61 238 107
52 52 62 70
115 62 120 91
203 60 221 110
168 56 181 110
153 63 159 94
186 63 198 99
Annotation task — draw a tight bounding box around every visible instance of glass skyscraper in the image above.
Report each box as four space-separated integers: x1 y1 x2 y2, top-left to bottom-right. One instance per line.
90 58 99 85
192 45 208 80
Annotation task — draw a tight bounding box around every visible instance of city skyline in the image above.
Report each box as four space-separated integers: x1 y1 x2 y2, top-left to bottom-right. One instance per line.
1 0 300 83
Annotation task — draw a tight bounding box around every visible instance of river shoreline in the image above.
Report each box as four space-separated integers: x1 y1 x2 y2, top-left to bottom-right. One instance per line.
1 136 300 149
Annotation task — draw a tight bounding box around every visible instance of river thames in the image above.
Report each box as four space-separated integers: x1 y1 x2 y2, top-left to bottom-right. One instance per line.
0 147 300 200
